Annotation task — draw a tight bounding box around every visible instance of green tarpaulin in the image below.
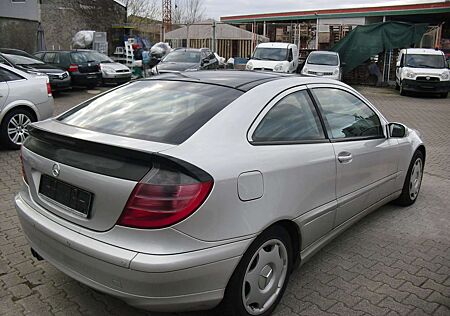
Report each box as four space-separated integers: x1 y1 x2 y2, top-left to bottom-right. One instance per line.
331 21 428 73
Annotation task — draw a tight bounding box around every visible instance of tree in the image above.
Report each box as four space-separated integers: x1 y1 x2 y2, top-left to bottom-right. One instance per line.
121 0 160 23
173 0 205 25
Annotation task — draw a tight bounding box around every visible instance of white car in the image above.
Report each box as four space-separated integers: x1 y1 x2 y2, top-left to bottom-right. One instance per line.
301 51 342 80
246 42 299 73
0 63 54 149
396 48 449 98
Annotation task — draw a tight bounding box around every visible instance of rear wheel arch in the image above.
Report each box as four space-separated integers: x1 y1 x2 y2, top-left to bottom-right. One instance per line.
1 104 37 124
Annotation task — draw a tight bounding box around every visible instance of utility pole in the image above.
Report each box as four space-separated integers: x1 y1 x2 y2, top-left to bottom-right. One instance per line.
162 0 172 41
212 20 216 52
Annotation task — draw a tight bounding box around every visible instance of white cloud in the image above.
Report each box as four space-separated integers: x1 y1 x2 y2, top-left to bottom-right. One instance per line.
200 0 444 19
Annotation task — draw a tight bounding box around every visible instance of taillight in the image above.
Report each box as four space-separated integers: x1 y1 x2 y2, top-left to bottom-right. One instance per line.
47 82 52 96
117 160 213 229
20 150 28 184
68 64 78 72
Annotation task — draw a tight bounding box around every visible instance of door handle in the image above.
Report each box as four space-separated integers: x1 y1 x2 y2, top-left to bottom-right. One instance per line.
337 151 353 163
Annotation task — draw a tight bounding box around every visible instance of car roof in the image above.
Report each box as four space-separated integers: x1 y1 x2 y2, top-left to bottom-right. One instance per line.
172 48 208 52
147 70 308 92
257 42 291 49
402 48 444 55
309 50 338 55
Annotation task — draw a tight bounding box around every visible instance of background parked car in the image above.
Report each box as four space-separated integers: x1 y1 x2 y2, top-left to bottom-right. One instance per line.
34 50 102 89
0 63 53 149
0 48 70 91
152 47 219 74
77 50 131 85
301 51 343 80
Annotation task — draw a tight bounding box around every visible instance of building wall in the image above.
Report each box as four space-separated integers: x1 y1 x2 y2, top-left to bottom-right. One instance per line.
0 0 39 21
0 18 39 52
40 0 126 52
0 0 40 52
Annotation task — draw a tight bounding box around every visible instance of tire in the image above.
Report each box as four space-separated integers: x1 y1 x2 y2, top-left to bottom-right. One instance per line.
399 82 407 96
394 150 424 206
440 92 448 98
86 84 97 89
0 108 35 150
217 226 293 316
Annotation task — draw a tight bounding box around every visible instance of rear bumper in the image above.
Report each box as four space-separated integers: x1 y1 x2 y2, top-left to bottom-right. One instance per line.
15 193 245 312
71 73 102 86
102 73 132 84
49 78 71 91
403 79 450 93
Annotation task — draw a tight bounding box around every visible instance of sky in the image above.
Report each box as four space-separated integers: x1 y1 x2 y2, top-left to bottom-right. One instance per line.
201 0 445 19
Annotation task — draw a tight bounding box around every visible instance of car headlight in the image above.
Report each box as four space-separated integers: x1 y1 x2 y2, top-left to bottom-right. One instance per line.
441 71 449 80
333 68 339 75
274 63 284 72
103 68 115 75
406 70 415 78
246 63 253 70
185 68 199 72
301 67 308 74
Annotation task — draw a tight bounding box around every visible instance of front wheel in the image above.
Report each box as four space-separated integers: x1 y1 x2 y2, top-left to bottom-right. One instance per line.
399 82 407 96
440 92 448 98
217 226 292 316
394 150 424 206
0 108 35 150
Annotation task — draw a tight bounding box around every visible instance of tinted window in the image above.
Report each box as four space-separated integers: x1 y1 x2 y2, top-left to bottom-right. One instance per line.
43 52 56 63
71 52 93 63
34 52 44 60
313 88 383 139
307 53 338 66
253 90 325 142
163 51 201 63
4 54 45 65
252 48 288 61
405 54 445 69
59 80 243 144
0 68 24 81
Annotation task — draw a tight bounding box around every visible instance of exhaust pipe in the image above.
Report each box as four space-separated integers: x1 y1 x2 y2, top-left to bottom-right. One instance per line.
30 248 44 261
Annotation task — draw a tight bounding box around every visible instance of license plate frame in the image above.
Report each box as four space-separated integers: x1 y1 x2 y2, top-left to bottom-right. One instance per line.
39 174 93 218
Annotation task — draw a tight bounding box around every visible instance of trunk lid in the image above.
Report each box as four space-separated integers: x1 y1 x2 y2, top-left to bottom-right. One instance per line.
21 120 175 232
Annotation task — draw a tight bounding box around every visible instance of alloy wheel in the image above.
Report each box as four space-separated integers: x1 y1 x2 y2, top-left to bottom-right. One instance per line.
7 113 31 145
409 158 423 200
242 239 288 315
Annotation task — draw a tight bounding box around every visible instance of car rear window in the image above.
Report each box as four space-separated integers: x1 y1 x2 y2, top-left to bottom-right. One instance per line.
58 80 243 144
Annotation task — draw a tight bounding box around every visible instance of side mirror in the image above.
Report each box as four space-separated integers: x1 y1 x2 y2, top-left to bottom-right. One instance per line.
341 62 346 67
388 123 407 138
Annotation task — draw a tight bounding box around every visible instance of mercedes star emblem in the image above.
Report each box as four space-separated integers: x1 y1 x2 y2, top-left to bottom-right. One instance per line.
52 163 60 177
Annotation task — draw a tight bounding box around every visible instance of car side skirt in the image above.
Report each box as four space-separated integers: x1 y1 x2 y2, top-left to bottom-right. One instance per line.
299 190 401 266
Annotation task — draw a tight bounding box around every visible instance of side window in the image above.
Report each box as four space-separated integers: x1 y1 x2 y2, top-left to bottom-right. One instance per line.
53 53 60 64
313 88 383 139
288 49 293 61
252 90 325 143
0 55 7 65
0 68 24 82
34 52 44 60
43 52 56 63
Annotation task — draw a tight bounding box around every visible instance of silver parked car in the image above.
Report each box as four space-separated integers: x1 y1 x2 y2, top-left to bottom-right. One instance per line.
0 63 54 149
16 71 425 315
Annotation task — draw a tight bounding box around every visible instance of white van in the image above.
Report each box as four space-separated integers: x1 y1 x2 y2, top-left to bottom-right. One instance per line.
301 51 342 81
246 42 298 73
396 48 449 98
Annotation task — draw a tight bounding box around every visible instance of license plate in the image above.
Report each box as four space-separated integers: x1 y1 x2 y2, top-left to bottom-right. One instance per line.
316 72 323 76
39 174 93 217
87 76 97 79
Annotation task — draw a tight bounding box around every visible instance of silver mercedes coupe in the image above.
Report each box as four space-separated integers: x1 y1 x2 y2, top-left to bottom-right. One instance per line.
15 71 425 316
